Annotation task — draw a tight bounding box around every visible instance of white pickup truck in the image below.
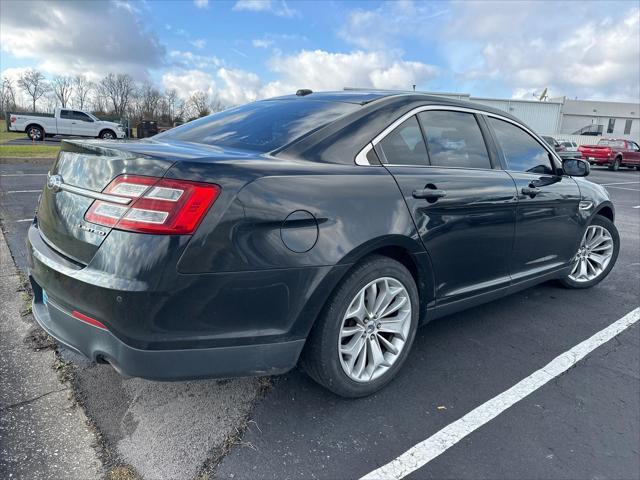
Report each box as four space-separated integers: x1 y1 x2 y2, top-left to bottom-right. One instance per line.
8 107 126 140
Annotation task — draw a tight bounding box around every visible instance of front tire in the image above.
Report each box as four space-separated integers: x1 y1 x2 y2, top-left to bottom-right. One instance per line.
99 129 116 139
301 255 419 398
559 215 619 289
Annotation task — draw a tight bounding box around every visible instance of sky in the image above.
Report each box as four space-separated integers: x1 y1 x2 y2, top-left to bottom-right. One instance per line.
1 0 639 107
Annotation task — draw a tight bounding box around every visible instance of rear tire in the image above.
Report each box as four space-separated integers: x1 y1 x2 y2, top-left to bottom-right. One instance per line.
26 125 44 141
301 255 419 398
608 157 621 171
559 215 619 289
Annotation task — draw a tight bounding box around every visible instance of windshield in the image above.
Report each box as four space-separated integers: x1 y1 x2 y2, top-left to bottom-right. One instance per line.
155 99 360 152
597 139 625 147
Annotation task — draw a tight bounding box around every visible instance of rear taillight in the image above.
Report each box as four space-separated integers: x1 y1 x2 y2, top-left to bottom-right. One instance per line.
85 175 220 234
10 116 16 123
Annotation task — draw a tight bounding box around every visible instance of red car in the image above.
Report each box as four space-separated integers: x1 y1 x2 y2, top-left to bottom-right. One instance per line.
578 138 640 171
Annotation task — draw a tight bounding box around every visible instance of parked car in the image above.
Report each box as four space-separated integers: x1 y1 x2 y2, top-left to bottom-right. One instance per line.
27 91 619 397
558 140 578 151
542 135 581 160
8 107 126 141
578 138 640 171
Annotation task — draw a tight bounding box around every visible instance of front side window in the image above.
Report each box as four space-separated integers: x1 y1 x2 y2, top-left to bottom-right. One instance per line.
73 111 92 122
377 116 428 166
418 111 491 169
629 141 640 151
487 117 553 174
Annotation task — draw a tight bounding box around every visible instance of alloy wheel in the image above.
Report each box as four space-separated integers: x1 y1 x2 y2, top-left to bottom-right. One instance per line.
568 225 614 283
338 277 412 383
29 127 41 140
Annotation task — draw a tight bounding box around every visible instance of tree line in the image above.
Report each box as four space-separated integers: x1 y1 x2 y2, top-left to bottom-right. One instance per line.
1 69 224 125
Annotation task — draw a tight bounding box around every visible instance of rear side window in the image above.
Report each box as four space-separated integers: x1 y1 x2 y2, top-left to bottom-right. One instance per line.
60 110 72 119
488 117 553 174
418 111 491 169
156 99 359 153
377 116 428 166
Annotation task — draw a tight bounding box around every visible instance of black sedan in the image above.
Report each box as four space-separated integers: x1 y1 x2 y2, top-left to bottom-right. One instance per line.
27 91 619 397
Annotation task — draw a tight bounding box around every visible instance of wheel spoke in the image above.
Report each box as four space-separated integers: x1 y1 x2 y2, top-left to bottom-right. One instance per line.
341 335 365 357
340 324 364 338
379 295 407 318
346 291 367 322
376 333 399 355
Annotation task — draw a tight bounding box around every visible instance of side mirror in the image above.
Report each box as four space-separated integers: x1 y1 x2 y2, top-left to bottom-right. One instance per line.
563 158 590 177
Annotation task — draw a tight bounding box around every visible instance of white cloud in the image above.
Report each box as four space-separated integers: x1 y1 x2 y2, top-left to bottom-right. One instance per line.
162 69 217 99
168 50 221 69
340 1 450 50
446 2 640 101
190 39 207 49
0 1 164 80
233 0 298 18
268 49 438 91
252 39 274 49
194 0 209 8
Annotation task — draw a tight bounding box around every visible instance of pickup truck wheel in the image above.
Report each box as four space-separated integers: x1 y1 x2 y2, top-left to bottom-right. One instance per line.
99 129 116 139
300 255 419 398
27 125 44 141
608 157 621 171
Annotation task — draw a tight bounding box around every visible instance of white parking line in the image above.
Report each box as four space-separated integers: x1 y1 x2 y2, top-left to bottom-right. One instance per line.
633 206 640 209
360 307 640 480
6 190 41 194
15 219 33 223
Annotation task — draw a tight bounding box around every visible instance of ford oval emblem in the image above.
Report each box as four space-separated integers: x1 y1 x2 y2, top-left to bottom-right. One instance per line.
47 174 63 193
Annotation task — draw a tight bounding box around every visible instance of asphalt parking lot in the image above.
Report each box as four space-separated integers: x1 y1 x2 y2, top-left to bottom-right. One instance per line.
0 161 638 479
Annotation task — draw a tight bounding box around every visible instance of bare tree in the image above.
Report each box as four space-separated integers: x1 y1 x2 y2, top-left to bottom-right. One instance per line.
139 81 162 119
73 75 93 110
52 75 74 108
99 73 135 117
164 88 178 122
1 77 17 113
189 91 210 118
18 69 50 112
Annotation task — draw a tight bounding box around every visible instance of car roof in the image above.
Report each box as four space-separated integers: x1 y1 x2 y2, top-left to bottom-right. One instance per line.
267 90 524 121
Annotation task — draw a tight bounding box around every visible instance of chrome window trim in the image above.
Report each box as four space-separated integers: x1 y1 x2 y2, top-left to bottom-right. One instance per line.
354 105 562 168
355 142 376 166
49 175 132 205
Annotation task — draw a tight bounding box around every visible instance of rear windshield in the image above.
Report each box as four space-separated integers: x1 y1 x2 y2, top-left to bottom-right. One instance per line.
156 99 360 152
597 139 625 147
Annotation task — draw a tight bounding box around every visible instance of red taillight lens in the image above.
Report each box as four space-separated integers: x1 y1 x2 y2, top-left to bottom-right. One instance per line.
10 116 16 123
85 175 220 234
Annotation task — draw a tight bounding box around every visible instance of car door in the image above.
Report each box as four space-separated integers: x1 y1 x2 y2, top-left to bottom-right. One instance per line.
485 116 582 282
57 109 74 135
626 141 640 165
71 111 95 137
377 109 517 304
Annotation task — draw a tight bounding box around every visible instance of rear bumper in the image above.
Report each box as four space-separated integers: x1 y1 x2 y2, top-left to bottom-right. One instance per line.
30 280 304 380
27 222 344 380
580 154 611 165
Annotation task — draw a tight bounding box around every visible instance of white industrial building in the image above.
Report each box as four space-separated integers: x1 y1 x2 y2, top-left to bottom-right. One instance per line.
426 92 640 143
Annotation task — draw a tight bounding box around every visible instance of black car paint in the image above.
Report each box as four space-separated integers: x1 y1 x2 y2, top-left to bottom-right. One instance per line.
27 91 615 380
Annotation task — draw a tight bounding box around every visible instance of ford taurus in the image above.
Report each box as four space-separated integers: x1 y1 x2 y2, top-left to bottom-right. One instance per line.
27 91 619 397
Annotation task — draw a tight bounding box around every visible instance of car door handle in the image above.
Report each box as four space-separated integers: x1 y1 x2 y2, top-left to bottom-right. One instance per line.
521 187 541 197
412 188 447 200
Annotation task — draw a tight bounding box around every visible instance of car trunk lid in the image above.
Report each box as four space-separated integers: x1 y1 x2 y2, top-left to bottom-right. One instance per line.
37 140 178 264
